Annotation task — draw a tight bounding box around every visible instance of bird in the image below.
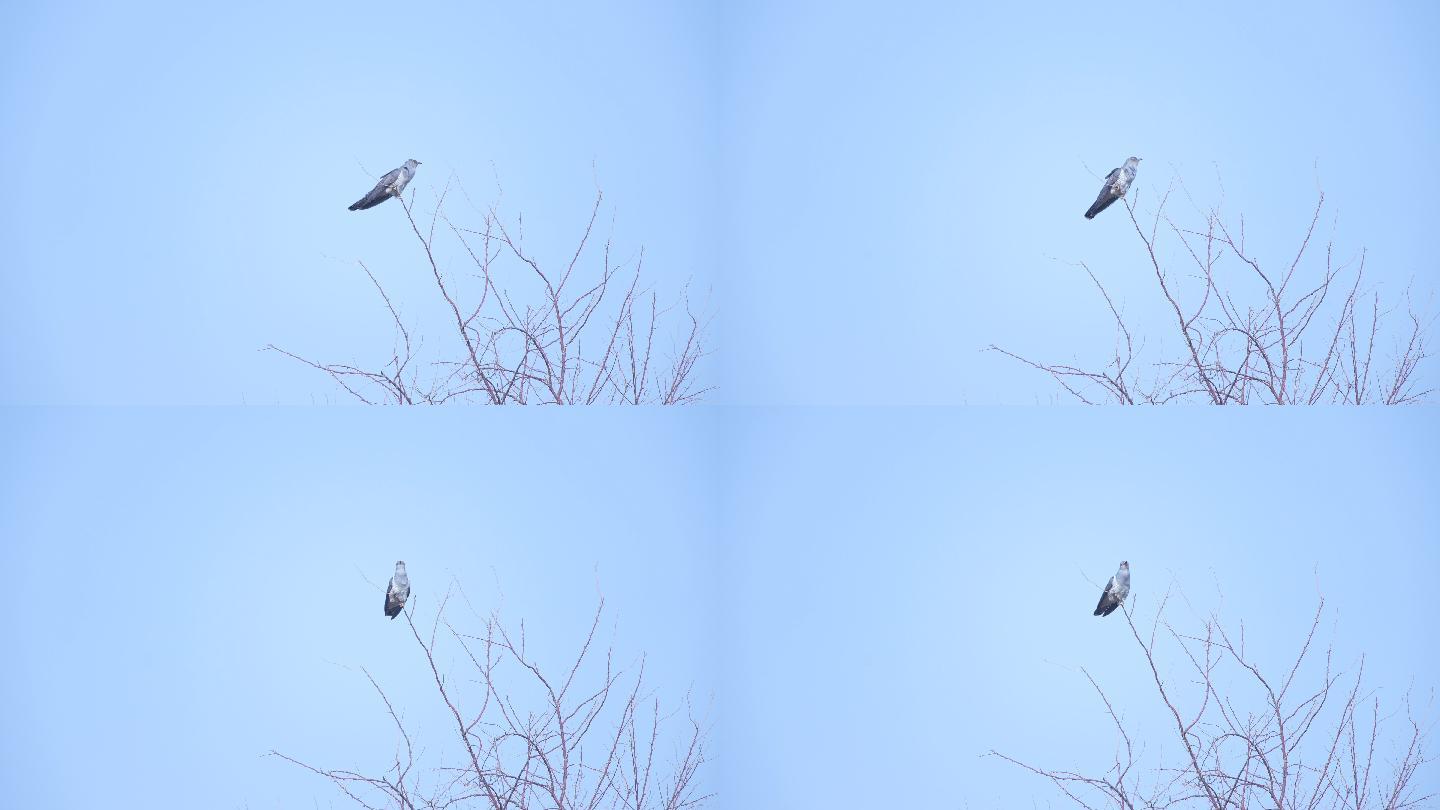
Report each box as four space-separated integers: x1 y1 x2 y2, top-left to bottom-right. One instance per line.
384 561 410 619
349 159 421 211
1084 157 1141 219
1093 560 1130 617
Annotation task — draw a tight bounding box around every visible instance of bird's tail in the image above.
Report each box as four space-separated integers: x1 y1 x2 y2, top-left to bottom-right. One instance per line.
349 192 384 211
1084 196 1115 219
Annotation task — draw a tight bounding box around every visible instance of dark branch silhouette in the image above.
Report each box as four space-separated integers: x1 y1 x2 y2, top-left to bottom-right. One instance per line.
993 177 1433 404
271 176 712 404
274 589 711 810
991 591 1433 809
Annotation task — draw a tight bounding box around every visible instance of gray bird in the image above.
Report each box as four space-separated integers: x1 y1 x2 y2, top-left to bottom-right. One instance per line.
349 159 422 211
1084 157 1141 219
384 561 410 619
1093 560 1130 617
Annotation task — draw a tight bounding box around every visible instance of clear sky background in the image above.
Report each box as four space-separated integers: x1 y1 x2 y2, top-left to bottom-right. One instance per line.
1 0 720 404
5 1 1435 406
719 409 1440 807
720 0 1440 403
2 409 1435 807
3 1 1439 808
0 409 722 807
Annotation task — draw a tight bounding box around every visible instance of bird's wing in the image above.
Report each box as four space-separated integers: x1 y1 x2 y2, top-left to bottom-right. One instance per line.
349 167 404 211
1085 191 1116 218
1084 168 1124 218
1093 577 1116 615
384 578 399 617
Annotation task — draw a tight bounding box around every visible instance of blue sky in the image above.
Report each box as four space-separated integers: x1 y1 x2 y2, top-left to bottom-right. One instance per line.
0 408 721 807
5 1 1434 405
719 408 1439 807
3 0 1439 808
3 408 1435 807
720 1 1440 403
1 1 719 404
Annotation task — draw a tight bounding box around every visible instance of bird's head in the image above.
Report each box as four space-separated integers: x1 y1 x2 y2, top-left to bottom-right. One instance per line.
1127 157 1141 164
395 560 407 571
1120 560 1129 569
406 159 422 168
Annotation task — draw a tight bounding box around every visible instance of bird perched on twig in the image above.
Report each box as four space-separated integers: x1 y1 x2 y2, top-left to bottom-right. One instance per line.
1084 157 1141 219
349 159 421 211
384 561 410 619
1093 560 1130 617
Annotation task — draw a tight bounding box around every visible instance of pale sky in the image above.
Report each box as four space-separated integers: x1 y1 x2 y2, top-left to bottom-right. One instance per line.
1 0 1436 807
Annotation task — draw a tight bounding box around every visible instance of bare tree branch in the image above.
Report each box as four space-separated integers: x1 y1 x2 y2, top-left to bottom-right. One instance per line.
273 590 712 810
992 177 1433 404
271 177 713 405
991 592 1434 809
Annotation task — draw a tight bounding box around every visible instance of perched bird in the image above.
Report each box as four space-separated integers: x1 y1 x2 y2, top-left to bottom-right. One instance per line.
349 159 422 211
1093 560 1130 617
384 561 410 619
1084 157 1141 219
